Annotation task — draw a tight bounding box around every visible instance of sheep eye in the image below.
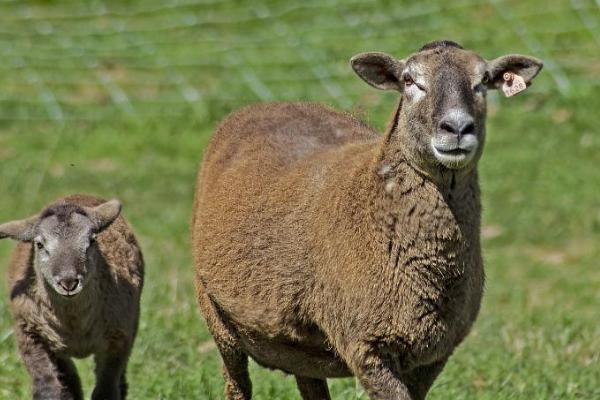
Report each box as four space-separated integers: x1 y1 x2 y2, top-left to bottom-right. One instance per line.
474 75 489 93
403 75 414 86
35 241 44 250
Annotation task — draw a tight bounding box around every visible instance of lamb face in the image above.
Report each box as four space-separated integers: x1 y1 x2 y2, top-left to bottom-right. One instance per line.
0 199 121 298
351 40 543 172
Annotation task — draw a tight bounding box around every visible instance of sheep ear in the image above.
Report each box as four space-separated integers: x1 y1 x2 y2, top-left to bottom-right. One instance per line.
84 199 121 233
486 54 543 91
350 52 405 91
0 215 39 242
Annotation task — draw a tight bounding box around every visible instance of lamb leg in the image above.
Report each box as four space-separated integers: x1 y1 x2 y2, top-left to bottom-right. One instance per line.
92 353 129 400
15 327 76 400
56 357 83 400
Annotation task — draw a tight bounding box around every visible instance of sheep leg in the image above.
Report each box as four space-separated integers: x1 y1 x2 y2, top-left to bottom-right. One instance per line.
119 373 128 399
355 365 413 400
14 327 75 400
221 350 252 400
345 350 413 400
92 353 129 400
402 358 448 400
295 376 331 400
197 287 251 399
56 357 83 400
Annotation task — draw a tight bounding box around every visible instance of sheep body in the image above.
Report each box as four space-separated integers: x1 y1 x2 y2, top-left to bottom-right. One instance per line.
192 42 541 399
192 102 483 396
5 194 143 400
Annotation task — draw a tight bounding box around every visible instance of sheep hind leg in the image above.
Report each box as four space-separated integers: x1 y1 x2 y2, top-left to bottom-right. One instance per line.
221 350 252 400
197 286 251 400
295 376 331 400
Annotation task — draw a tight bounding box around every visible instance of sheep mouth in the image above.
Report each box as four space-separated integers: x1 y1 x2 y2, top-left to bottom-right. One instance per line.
431 145 477 169
431 136 479 169
54 287 83 297
434 148 471 156
51 280 84 297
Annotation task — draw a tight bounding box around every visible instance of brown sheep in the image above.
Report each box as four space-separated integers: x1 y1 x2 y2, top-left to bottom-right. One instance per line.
191 40 542 399
0 194 144 400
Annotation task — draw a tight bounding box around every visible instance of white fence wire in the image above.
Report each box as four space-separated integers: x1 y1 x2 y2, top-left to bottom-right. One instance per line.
0 0 598 122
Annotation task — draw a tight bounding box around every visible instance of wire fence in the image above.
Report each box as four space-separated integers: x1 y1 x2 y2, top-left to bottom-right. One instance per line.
0 0 598 123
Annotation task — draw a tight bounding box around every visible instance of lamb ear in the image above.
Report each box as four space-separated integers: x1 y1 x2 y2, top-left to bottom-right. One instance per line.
83 199 121 233
0 215 39 242
486 54 543 90
350 52 405 91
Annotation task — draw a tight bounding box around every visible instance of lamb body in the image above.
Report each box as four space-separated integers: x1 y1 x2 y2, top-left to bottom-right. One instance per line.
192 41 542 399
1 194 144 400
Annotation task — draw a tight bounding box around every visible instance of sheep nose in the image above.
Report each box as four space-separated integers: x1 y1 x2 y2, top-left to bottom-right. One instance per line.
438 113 475 139
58 277 79 292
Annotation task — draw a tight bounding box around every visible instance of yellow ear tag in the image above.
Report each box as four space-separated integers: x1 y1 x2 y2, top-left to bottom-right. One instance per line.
502 72 527 97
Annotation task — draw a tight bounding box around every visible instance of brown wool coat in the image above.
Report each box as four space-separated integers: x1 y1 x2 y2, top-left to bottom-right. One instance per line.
192 102 483 393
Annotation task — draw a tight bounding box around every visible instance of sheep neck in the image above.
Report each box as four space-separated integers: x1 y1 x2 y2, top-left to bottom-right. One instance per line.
361 148 482 328
378 98 479 194
366 110 482 274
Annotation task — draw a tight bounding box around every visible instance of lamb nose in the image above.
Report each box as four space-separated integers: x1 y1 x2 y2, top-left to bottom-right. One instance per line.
58 278 79 292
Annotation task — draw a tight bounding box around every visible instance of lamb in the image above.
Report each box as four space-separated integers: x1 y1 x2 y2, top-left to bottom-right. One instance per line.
191 40 542 399
0 194 144 400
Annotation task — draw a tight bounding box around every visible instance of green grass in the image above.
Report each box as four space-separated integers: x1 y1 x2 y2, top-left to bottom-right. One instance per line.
0 0 599 399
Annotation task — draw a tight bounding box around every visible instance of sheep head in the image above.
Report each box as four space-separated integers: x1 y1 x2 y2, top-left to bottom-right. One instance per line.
0 199 121 297
351 40 542 173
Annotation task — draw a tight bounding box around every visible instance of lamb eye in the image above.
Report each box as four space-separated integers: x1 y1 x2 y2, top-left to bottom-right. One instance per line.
481 74 489 85
36 241 44 250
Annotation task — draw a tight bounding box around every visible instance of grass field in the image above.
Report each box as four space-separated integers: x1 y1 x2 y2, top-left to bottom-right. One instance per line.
0 0 599 399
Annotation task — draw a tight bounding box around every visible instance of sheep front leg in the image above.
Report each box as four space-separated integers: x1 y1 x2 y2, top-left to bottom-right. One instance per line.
402 358 448 400
56 357 83 400
355 364 413 400
92 353 129 400
345 347 413 400
15 328 77 400
295 376 331 400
